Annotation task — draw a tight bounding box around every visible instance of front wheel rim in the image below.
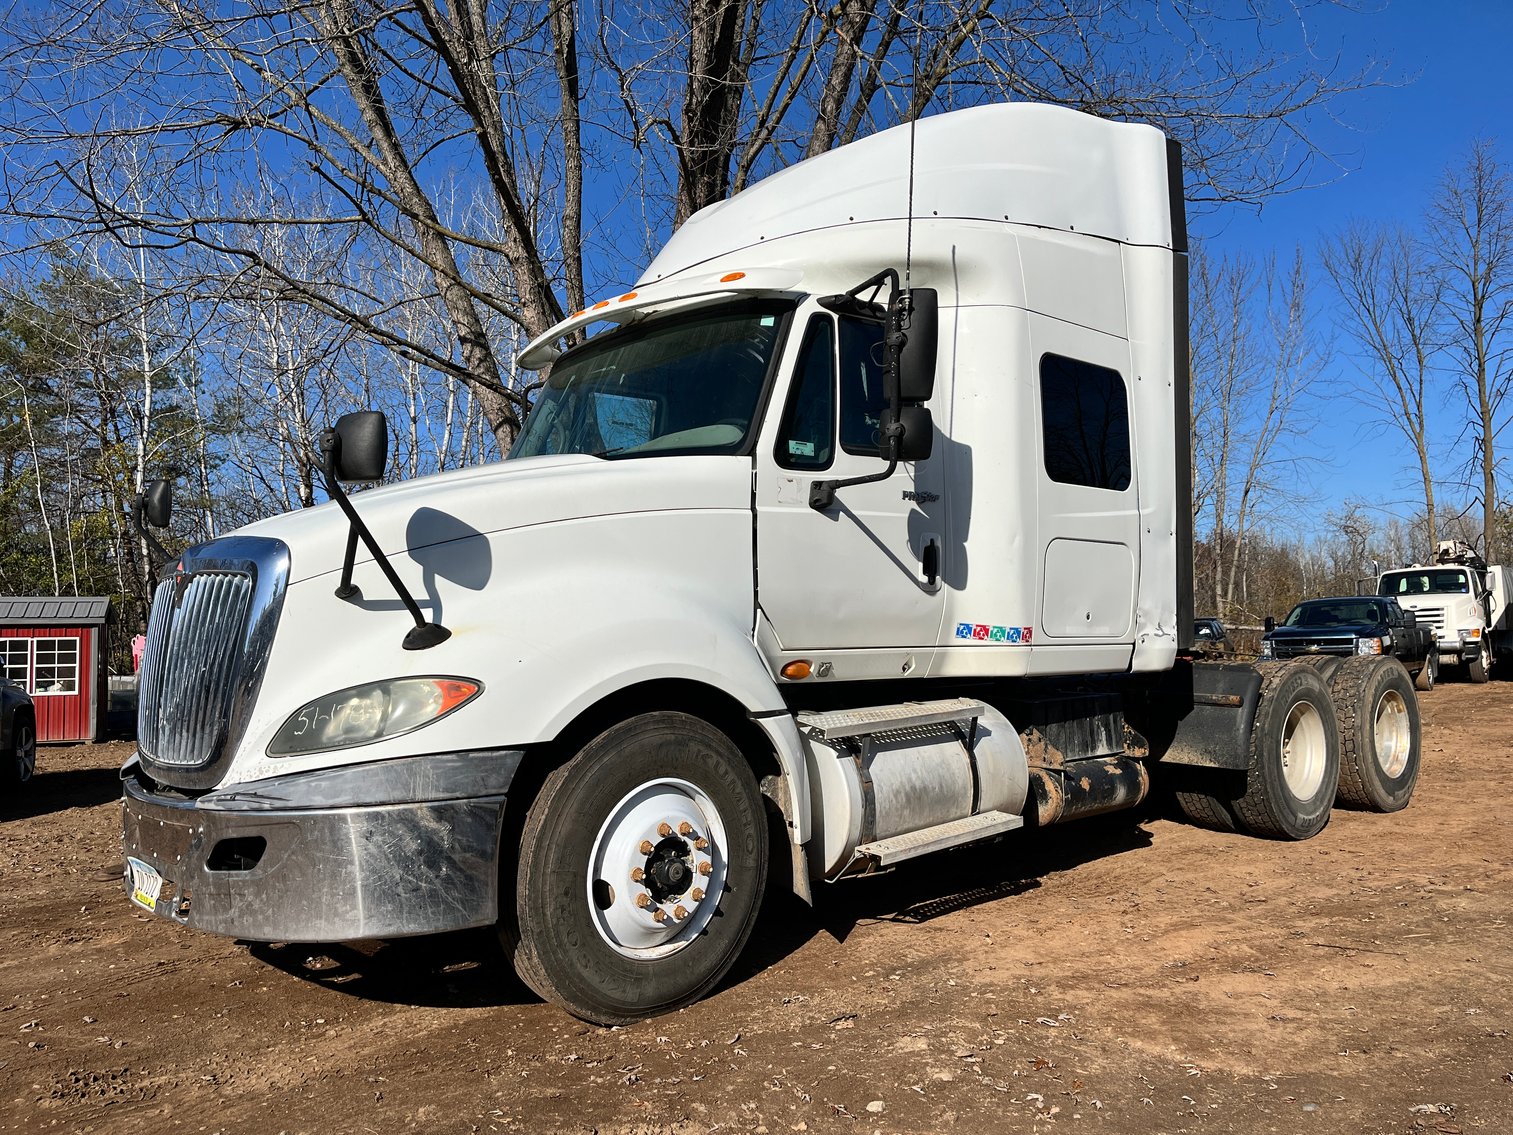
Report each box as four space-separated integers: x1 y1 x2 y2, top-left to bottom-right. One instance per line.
587 777 728 959
1280 701 1327 798
1374 690 1412 777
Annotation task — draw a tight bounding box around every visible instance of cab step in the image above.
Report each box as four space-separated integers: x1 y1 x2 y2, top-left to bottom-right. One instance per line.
853 810 1023 867
796 697 986 741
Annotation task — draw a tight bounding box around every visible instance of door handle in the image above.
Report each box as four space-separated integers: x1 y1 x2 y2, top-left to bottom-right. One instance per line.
922 537 940 587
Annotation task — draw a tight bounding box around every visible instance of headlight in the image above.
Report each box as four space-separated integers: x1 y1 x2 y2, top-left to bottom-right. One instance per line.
1355 637 1383 655
268 677 481 756
1260 640 1274 658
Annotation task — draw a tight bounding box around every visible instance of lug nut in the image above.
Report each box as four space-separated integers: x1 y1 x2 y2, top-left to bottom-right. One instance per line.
635 893 652 908
657 822 673 837
697 861 713 876
630 867 645 883
639 839 654 855
652 908 667 924
691 887 705 902
678 821 694 835
673 905 689 920
694 838 709 850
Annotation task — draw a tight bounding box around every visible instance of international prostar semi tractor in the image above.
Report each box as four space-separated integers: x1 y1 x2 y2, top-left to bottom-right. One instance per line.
122 103 1422 1024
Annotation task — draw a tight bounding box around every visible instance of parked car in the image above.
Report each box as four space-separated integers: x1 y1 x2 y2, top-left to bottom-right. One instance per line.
1192 617 1230 651
1262 596 1438 690
2 677 36 786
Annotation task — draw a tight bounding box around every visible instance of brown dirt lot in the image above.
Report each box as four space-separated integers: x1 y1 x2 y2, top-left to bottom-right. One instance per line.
3 682 1512 1135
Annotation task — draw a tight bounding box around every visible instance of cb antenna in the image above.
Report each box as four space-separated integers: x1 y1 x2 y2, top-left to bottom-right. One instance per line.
904 0 923 290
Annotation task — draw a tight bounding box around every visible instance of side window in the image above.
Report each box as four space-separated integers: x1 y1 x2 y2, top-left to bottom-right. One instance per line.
1039 354 1131 491
32 637 79 694
839 316 887 454
775 316 836 470
1 639 26 685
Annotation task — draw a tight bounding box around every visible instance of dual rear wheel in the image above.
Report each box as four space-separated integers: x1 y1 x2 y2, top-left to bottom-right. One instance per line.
1176 657 1420 838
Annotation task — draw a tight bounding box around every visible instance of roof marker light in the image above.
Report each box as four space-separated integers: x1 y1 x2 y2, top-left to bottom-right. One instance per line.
719 272 746 282
619 292 638 302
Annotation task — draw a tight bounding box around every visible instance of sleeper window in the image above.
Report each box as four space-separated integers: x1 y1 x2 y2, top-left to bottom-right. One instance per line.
1039 354 1131 491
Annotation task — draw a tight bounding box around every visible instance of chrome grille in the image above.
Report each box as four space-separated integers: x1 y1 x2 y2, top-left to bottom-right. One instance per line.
138 570 256 767
136 537 288 783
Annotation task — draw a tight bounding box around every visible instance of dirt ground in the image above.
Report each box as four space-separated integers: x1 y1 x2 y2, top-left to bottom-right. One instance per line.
3 682 1511 1135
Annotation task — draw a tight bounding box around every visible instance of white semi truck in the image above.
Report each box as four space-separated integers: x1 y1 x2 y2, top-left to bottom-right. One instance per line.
1377 540 1511 682
122 103 1423 1024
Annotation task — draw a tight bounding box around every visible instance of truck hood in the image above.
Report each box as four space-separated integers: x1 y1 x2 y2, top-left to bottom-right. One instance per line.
232 453 752 585
1266 623 1381 640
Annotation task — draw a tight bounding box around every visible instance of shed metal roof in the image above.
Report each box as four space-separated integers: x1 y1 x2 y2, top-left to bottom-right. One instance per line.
0 596 114 626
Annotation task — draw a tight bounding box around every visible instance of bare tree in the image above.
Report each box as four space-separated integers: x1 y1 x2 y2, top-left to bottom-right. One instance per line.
0 0 1386 464
1321 222 1444 548
1426 141 1513 564
1191 248 1322 621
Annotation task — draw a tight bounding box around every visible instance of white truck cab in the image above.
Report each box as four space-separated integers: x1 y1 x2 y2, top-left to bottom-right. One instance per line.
121 103 1422 1025
1378 541 1508 682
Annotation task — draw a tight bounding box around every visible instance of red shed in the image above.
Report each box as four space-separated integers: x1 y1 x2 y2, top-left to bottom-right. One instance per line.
0 596 113 743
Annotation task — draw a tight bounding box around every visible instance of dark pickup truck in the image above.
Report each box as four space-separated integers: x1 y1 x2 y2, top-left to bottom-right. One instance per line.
1262 596 1438 691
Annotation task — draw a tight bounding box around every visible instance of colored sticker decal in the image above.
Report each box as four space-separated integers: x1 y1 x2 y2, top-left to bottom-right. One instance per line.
954 623 1033 643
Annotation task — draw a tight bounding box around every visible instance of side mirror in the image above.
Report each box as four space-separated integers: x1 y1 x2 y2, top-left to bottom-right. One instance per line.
1264 616 1275 633
895 288 938 403
141 479 172 528
884 405 934 462
323 411 389 483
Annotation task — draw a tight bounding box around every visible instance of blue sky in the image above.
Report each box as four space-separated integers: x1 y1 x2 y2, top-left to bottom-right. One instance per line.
1192 0 1511 536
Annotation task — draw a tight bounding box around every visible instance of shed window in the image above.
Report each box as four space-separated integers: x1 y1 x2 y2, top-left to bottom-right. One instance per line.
2 636 80 695
1 639 26 685
1039 354 1131 491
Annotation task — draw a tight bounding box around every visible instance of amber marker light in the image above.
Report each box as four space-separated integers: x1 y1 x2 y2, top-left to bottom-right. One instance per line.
719 271 746 282
780 660 813 680
592 299 611 310
435 678 481 713
619 292 638 302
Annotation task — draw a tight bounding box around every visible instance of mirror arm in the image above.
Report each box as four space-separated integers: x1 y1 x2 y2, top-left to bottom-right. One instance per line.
809 428 902 510
130 496 173 576
319 433 450 651
335 524 361 600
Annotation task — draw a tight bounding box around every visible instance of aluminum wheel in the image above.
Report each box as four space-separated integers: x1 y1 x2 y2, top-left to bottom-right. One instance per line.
12 719 35 784
1280 700 1327 799
1373 689 1412 778
586 777 728 959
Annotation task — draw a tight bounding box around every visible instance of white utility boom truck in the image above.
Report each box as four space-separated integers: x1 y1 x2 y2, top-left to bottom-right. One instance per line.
122 104 1422 1024
1376 540 1510 682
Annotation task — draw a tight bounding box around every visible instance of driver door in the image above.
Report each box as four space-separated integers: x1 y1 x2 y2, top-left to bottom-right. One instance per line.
754 310 944 662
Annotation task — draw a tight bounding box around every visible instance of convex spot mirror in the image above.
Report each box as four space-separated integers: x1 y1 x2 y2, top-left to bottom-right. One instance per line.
141 479 172 528
895 288 938 404
326 411 390 483
882 405 934 462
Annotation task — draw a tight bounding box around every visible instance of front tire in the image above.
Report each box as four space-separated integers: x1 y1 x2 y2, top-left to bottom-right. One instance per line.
4 716 35 786
508 713 768 1024
1414 649 1437 692
1331 657 1420 812
1468 653 1490 683
1232 662 1340 840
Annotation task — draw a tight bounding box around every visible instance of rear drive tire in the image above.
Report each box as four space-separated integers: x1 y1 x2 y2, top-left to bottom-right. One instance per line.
507 712 768 1024
1468 653 1490 683
1413 649 1437 692
1173 770 1243 833
1298 655 1345 683
1232 662 1340 840
1330 657 1420 813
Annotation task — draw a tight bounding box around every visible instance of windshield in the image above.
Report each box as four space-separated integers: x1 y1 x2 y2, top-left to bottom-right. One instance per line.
1378 569 1470 597
510 301 791 460
1283 600 1384 628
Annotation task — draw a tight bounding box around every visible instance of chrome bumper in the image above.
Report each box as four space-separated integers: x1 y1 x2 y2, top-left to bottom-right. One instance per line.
120 748 523 942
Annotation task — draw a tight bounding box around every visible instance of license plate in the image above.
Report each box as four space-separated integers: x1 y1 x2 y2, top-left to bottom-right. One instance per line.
126 857 166 912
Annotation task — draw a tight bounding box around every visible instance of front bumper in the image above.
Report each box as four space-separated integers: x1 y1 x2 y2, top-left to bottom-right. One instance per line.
121 748 523 942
